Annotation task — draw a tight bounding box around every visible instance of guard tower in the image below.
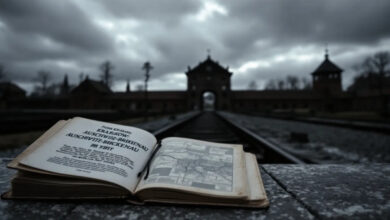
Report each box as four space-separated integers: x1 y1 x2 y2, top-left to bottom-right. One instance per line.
312 49 343 95
186 55 232 110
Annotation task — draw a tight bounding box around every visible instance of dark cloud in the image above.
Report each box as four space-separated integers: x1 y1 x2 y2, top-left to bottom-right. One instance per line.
0 0 113 52
225 0 390 45
0 0 389 92
97 0 199 24
0 0 116 82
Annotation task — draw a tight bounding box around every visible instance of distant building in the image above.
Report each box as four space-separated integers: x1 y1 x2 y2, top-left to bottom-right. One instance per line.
312 52 343 95
0 82 26 109
70 78 112 109
107 91 187 113
186 55 232 110
0 82 26 99
1 52 388 115
348 73 390 95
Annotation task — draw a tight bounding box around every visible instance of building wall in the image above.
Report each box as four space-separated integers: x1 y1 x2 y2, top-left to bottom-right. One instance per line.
1 86 389 115
313 73 342 94
1 57 388 115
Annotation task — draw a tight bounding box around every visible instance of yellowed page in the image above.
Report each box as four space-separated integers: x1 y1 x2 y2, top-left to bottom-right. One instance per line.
136 137 247 199
20 117 157 192
245 153 267 201
8 120 69 169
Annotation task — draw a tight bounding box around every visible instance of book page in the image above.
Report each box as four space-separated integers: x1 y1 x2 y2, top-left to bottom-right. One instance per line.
20 117 157 192
136 137 247 198
245 153 267 201
8 120 69 169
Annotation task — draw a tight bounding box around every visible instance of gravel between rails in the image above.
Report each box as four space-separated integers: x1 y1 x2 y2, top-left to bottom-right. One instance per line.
221 112 390 163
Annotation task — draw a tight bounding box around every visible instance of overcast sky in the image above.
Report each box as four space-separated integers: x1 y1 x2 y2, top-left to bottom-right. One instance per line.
1 0 389 93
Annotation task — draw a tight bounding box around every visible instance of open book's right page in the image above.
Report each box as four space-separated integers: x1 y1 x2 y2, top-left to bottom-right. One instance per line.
244 153 269 207
136 137 247 198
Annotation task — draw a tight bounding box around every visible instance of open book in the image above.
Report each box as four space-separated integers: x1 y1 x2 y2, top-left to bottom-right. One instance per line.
2 117 269 208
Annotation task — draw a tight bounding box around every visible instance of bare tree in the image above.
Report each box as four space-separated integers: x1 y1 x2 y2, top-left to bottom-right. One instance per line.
370 51 390 115
142 61 153 119
301 77 312 90
142 61 153 92
100 61 114 88
277 79 285 90
286 75 299 90
79 72 85 84
126 79 131 93
354 57 373 76
264 79 277 90
36 70 51 94
372 51 390 76
351 51 390 115
0 64 5 81
355 51 390 77
266 76 310 90
60 74 70 95
248 80 258 90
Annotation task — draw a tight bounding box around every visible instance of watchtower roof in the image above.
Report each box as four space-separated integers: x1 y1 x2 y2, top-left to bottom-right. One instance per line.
312 54 343 75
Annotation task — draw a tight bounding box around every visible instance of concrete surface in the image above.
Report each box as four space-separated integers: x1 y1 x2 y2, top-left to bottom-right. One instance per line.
1 159 389 220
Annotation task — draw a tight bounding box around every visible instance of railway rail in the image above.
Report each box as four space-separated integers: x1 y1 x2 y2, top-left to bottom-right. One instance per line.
153 111 307 164
250 113 390 134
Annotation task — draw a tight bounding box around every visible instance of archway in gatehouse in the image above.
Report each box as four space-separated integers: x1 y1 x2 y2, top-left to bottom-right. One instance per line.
202 91 216 111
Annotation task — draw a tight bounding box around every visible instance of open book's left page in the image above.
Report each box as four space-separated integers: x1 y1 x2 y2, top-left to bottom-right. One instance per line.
8 120 68 170
19 117 157 192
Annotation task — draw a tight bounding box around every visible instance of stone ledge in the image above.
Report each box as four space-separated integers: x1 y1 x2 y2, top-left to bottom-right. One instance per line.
1 159 389 219
262 164 390 220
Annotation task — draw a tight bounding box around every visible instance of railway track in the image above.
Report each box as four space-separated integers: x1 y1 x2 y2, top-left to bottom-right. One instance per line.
153 111 306 164
249 113 390 135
